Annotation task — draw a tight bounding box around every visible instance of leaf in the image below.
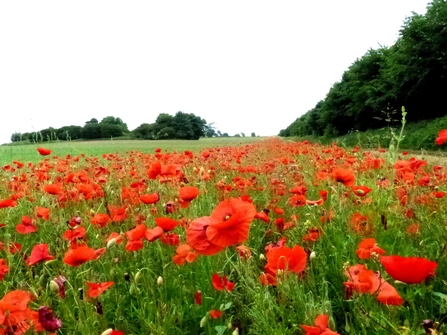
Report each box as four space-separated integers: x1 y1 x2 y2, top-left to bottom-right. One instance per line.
215 325 227 335
222 302 232 310
433 291 447 302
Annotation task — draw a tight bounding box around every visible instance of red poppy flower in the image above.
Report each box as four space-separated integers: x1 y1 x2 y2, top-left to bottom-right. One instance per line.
380 255 438 284
179 186 200 208
43 183 63 195
301 314 340 335
125 224 146 241
26 244 55 266
173 244 197 265
254 211 270 223
0 259 9 280
436 129 447 145
147 161 162 179
155 217 179 231
376 281 404 306
140 193 159 205
349 212 372 234
206 198 256 247
36 207 50 220
16 216 37 234
332 168 356 186
265 245 307 276
195 290 202 305
302 228 321 242
108 205 127 222
0 290 33 326
37 147 52 156
288 195 306 206
351 185 372 197
0 198 17 209
160 233 180 246
186 217 224 256
210 310 223 319
259 272 277 286
106 232 124 245
63 226 86 242
356 238 385 259
90 213 112 228
125 239 144 252
236 245 252 259
86 281 114 298
145 226 164 242
211 273 235 291
63 245 98 266
344 264 404 305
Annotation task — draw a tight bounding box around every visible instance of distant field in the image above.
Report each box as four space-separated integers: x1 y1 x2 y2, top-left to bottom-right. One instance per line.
0 137 267 165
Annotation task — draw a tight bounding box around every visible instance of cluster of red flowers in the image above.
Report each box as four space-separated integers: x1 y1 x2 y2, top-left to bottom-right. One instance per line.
0 135 445 333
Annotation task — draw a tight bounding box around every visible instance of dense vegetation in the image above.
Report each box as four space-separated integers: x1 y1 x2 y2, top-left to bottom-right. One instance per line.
1 138 447 334
10 112 215 143
280 0 447 139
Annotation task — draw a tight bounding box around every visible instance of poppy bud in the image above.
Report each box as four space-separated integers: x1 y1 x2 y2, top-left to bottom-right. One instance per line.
232 328 239 335
107 237 117 248
259 254 265 261
310 251 316 260
129 284 137 295
195 290 202 305
157 276 163 285
49 280 59 293
135 270 142 283
200 315 208 327
101 329 113 335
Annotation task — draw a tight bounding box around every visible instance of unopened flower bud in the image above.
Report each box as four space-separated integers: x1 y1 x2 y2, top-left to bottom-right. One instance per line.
200 315 208 327
310 251 316 260
232 328 240 335
135 270 142 283
259 253 265 261
101 329 113 335
157 276 163 285
107 238 117 248
49 280 59 293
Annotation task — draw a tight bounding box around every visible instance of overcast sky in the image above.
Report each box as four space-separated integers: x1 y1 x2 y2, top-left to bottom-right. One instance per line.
0 1 429 145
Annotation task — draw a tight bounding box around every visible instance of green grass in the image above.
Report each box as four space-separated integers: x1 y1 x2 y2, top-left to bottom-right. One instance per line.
0 137 266 166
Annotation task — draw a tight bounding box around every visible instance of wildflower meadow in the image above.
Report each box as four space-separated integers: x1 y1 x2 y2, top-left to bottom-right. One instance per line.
1 133 447 334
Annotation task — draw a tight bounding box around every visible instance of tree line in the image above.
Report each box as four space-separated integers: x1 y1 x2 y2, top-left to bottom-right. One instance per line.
280 0 447 138
10 111 256 143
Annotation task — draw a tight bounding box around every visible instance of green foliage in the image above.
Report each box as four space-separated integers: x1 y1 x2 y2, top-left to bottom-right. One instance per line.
10 132 22 142
56 126 83 141
132 111 208 140
302 113 447 153
281 0 447 139
81 123 103 140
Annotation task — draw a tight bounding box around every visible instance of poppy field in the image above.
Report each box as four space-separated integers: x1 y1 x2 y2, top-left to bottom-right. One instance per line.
1 136 447 334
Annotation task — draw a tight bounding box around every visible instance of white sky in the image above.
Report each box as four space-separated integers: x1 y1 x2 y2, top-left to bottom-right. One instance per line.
0 1 429 145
